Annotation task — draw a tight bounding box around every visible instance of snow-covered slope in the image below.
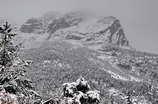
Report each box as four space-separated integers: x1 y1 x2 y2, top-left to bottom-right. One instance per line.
14 11 158 103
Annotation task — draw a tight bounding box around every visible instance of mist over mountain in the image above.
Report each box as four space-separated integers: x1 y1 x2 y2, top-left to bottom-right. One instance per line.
8 11 157 103
19 11 130 48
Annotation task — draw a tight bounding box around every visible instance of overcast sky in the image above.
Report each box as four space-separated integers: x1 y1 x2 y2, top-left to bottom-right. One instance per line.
0 0 158 54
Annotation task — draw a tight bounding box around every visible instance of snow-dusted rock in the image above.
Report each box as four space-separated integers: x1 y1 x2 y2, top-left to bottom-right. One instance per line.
86 90 100 104
76 77 91 93
62 82 77 97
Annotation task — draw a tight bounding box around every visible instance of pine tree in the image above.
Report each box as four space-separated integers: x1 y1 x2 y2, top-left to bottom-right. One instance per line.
0 21 17 70
0 22 42 104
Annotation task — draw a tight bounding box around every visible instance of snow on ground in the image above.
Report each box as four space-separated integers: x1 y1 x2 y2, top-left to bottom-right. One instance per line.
65 40 84 49
106 70 129 81
108 88 126 99
129 75 142 82
108 88 119 96
87 44 103 51
108 60 142 82
97 55 113 60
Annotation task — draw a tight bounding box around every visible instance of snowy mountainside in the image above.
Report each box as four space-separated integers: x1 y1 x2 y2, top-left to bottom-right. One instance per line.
16 11 158 103
21 40 158 103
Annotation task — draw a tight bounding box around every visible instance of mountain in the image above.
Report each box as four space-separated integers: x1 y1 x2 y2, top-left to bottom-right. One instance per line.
51 16 129 48
17 11 158 103
20 11 129 47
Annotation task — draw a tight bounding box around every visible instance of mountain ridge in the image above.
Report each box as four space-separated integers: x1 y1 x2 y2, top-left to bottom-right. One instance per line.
19 11 130 48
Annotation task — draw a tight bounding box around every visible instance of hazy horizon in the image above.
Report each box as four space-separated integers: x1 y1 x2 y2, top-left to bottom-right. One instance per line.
0 0 158 54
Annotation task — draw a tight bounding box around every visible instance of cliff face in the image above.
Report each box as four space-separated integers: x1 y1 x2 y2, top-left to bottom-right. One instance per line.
102 17 129 46
86 16 129 47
